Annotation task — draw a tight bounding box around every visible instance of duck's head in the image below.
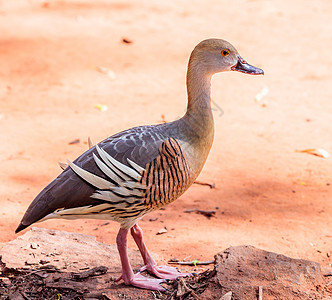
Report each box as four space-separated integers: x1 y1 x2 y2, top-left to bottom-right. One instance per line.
190 38 264 76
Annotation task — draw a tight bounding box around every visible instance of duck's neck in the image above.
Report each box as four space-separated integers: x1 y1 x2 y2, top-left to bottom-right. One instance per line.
182 56 214 142
186 71 212 114
172 56 215 178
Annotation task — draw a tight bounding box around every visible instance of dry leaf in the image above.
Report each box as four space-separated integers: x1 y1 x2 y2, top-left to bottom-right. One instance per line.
59 161 68 170
41 2 50 8
255 86 269 102
94 104 108 112
96 66 116 80
76 15 84 22
296 148 329 158
156 227 167 235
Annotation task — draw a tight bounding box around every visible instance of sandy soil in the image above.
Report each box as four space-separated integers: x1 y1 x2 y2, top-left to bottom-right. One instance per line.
0 0 331 273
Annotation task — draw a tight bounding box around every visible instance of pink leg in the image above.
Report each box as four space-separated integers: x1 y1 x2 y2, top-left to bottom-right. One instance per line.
115 228 165 291
131 224 191 280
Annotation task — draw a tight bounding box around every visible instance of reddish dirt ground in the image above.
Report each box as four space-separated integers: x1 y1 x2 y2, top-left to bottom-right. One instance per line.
0 0 331 276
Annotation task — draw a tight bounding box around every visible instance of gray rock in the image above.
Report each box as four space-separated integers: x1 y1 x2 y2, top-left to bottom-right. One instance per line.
0 227 144 273
201 245 329 300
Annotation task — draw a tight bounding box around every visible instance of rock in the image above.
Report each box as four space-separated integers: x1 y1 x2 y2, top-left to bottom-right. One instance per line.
0 277 11 285
0 227 144 273
200 245 329 300
30 242 39 249
220 291 232 300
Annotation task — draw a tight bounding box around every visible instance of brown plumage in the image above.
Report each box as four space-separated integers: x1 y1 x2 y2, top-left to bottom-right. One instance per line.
16 39 263 290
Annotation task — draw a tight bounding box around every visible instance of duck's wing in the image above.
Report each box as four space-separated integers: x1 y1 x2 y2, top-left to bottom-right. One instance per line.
59 136 191 230
15 125 168 232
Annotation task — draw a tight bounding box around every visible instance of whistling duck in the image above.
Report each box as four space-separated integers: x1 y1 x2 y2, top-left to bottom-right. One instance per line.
16 39 263 290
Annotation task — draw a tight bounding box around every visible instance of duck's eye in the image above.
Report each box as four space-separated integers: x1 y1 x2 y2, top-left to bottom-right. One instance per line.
221 49 230 56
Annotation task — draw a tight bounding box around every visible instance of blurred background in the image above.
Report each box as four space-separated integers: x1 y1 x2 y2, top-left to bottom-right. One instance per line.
0 0 331 270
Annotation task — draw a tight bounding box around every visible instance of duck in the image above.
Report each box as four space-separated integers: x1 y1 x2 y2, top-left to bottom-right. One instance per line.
15 39 263 291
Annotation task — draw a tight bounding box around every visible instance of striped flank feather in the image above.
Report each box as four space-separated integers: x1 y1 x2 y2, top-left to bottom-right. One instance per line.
140 138 191 210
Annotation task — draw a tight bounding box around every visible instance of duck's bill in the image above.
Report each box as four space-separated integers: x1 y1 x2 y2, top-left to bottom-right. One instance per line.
231 56 264 75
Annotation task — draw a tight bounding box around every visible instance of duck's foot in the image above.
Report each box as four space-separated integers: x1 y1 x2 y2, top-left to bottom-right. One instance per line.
116 272 166 291
140 264 192 280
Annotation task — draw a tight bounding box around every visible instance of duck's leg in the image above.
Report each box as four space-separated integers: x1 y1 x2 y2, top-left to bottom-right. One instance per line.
115 228 165 290
131 224 191 279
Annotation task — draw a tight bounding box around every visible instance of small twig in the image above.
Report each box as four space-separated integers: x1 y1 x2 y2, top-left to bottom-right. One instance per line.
122 38 133 44
68 138 80 145
258 286 263 300
22 269 43 277
184 209 216 219
72 266 108 279
85 292 110 298
177 277 201 299
20 291 31 300
88 137 94 149
100 221 110 227
159 114 167 123
168 260 214 266
194 181 215 189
